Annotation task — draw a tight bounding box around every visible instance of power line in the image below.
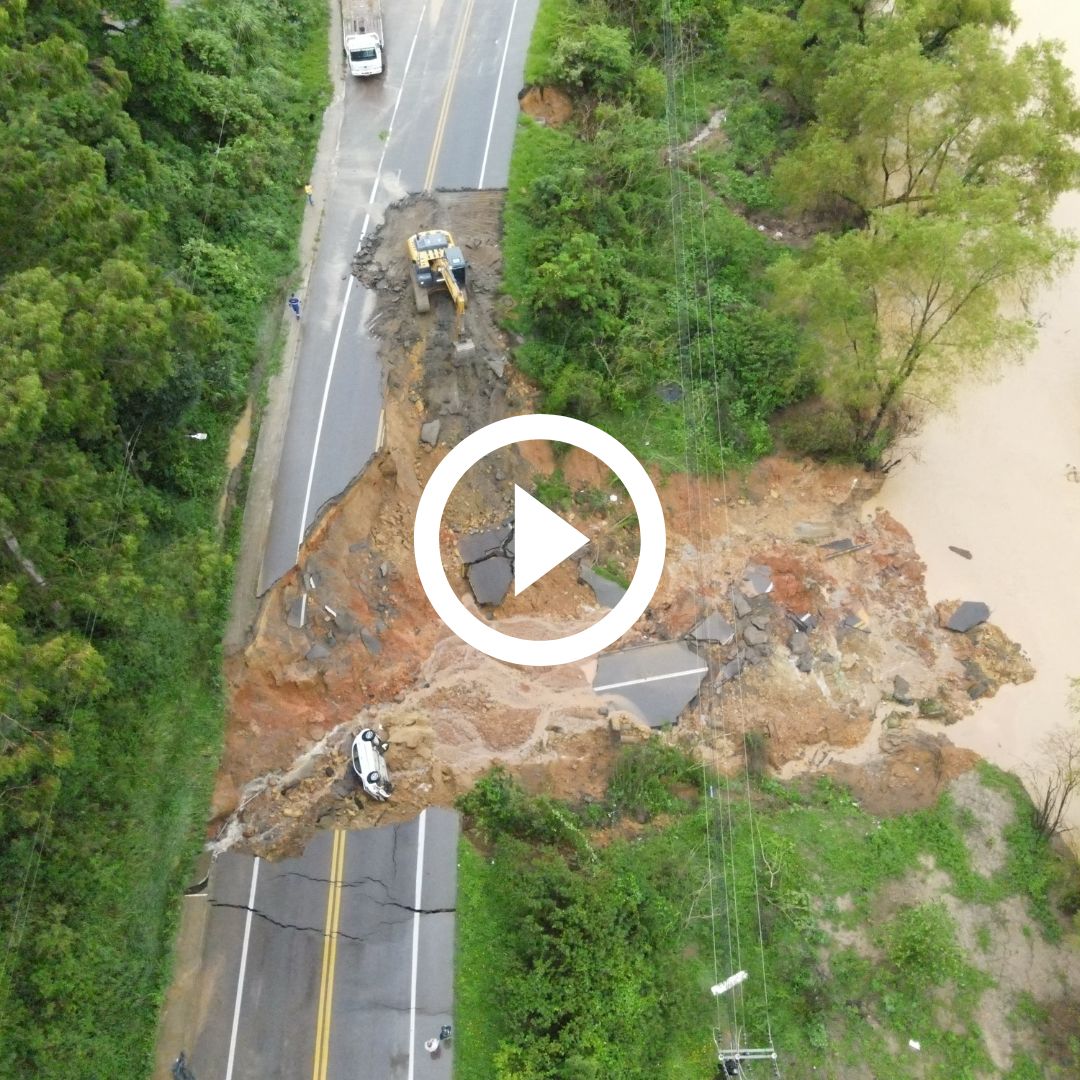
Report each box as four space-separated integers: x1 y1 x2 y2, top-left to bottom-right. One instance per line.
658 5 781 1073
660 8 732 1041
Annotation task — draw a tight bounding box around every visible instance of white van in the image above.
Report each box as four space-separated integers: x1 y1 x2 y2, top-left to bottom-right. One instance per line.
351 729 393 800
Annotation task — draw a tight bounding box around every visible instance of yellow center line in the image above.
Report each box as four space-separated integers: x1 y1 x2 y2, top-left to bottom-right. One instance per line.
311 829 346 1080
423 0 478 192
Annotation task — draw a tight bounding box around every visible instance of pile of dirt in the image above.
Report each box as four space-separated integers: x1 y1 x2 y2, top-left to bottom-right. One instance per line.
215 191 1036 855
826 727 981 817
517 85 573 126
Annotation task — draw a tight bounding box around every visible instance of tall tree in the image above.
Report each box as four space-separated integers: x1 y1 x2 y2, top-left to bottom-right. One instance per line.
773 22 1080 222
728 0 1016 120
771 186 1075 453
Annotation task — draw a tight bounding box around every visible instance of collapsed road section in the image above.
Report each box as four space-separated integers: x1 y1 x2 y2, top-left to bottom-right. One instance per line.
216 191 1037 860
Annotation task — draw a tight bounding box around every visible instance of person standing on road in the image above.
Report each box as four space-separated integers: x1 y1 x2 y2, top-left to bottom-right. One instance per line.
288 294 301 319
304 183 314 206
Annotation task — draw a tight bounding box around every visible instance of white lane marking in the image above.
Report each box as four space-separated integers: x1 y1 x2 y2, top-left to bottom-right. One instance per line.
593 666 710 693
478 0 521 188
406 809 428 1080
293 3 428 616
371 5 427 202
295 262 359 628
224 857 260 1080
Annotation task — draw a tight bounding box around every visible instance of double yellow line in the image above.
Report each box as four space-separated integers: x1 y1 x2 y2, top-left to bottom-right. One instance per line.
311 829 346 1080
422 0 477 192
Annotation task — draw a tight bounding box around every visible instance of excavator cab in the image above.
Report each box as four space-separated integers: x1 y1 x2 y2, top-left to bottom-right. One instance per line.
406 230 468 315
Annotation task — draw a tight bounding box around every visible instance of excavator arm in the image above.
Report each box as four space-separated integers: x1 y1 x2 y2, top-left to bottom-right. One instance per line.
434 259 467 316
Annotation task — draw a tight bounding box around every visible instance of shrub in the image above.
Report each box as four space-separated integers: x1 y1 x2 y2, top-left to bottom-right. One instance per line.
879 901 963 988
606 740 698 820
533 468 573 510
551 24 634 98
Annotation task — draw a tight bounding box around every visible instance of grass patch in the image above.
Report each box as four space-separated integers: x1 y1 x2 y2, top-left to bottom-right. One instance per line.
532 468 573 511
523 0 575 83
592 559 630 590
454 840 515 1076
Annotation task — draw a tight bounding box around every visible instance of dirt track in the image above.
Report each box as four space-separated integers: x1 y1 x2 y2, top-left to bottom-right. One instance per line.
214 191 1034 858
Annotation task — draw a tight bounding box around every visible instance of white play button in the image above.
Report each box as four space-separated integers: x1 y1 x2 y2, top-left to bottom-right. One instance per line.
513 485 589 596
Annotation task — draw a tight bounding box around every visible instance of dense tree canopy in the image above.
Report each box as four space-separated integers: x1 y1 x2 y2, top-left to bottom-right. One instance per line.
0 0 327 1072
752 2 1080 456
772 21 1080 223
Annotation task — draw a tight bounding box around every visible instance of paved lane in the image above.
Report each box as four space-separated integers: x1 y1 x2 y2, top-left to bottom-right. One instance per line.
258 0 536 593
181 812 460 1080
328 809 459 1079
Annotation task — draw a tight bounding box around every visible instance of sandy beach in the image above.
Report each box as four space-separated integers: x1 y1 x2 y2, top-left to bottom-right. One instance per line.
870 0 1080 831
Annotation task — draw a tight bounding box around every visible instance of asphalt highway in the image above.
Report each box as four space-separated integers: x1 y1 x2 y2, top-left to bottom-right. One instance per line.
185 809 460 1080
258 0 538 593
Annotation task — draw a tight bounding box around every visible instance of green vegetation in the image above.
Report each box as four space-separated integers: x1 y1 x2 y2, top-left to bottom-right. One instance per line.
532 468 573 511
455 749 1080 1078
505 2 804 470
504 0 1080 465
0 0 329 1073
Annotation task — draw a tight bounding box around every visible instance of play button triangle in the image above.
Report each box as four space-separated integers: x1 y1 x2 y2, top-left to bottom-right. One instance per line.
513 485 590 596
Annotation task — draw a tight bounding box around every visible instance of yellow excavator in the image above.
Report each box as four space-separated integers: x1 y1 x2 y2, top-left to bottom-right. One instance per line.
406 229 468 315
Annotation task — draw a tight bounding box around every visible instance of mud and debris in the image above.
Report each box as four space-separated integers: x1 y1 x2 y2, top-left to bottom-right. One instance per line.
215 190 1036 856
517 85 574 127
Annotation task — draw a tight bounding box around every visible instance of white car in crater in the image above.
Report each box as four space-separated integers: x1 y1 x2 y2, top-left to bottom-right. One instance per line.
351 728 393 801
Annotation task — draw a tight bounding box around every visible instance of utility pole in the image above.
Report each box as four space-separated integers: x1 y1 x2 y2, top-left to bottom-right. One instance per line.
709 971 781 1077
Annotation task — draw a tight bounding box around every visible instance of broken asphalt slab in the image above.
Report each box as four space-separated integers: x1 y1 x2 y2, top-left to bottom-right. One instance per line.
579 566 626 609
821 537 856 553
946 601 990 633
458 523 515 606
457 524 512 565
731 589 752 619
593 641 708 728
742 564 774 598
466 556 512 607
286 596 306 629
689 613 735 645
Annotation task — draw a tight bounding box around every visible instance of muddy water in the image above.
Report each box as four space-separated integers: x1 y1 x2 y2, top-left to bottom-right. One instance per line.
870 0 1080 829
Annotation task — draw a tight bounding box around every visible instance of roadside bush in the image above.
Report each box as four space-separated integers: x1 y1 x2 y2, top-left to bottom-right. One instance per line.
504 0 805 469
776 406 864 460
456 767 581 846
551 24 634 98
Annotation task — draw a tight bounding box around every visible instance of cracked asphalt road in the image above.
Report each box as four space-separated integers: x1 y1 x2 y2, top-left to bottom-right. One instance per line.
254 0 540 595
179 809 459 1079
